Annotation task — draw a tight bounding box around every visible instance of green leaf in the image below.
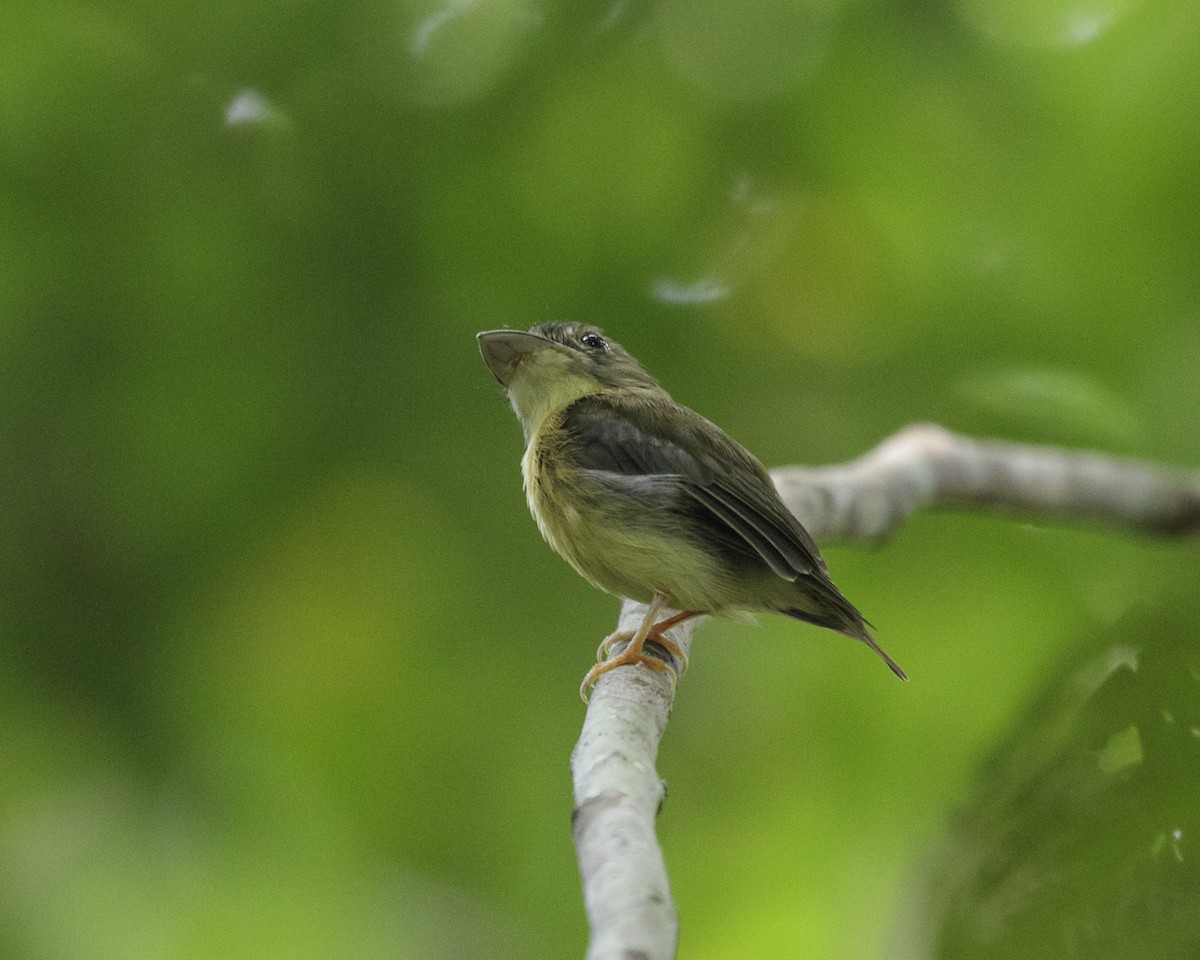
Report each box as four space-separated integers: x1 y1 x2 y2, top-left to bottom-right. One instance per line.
907 602 1200 959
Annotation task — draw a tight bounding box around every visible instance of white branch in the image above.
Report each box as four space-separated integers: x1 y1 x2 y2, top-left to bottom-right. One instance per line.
774 422 1200 541
570 605 695 960
569 423 1200 960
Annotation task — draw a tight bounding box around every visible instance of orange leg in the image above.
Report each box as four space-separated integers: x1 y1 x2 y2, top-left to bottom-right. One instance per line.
579 597 701 701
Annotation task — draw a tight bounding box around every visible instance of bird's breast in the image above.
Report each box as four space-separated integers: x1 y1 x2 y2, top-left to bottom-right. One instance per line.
521 422 580 561
520 416 733 610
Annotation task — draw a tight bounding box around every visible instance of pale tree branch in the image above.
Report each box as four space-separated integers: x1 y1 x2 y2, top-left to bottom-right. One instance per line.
569 423 1200 960
774 422 1200 541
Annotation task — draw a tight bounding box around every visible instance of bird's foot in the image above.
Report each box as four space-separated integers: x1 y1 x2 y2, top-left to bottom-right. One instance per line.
580 604 696 702
579 638 678 701
593 629 633 663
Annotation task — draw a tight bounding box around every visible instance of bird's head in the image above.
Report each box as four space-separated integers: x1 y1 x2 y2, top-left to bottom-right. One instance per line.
478 322 661 437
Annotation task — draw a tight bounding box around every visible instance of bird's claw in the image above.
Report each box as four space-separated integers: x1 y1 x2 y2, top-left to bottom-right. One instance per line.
579 630 688 702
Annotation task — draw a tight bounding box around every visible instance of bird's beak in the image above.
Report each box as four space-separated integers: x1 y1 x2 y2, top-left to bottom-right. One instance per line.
477 329 559 387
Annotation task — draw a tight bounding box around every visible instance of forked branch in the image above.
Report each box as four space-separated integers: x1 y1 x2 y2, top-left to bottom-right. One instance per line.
569 423 1200 960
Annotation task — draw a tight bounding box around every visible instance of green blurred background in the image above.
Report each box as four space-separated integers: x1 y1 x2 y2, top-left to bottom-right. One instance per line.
2 0 1199 957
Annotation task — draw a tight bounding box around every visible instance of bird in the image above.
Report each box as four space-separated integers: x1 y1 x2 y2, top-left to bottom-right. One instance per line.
477 322 907 700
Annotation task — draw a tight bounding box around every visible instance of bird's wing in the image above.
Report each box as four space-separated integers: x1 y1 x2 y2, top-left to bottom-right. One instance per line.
561 393 827 582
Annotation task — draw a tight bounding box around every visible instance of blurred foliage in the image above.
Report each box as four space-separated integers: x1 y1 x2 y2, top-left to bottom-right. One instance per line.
900 598 1200 960
1 0 1198 957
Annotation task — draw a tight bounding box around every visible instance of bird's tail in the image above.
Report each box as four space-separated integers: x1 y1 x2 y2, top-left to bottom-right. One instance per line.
782 599 909 682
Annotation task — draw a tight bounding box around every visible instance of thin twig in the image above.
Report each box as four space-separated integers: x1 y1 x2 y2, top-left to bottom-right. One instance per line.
569 424 1199 960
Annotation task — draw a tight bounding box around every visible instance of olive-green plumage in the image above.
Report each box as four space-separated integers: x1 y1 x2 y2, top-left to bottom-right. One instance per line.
477 322 906 681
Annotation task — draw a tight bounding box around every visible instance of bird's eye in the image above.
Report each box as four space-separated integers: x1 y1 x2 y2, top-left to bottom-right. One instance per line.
580 333 610 352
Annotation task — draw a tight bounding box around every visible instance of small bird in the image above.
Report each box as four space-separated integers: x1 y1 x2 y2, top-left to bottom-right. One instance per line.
477 322 907 699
